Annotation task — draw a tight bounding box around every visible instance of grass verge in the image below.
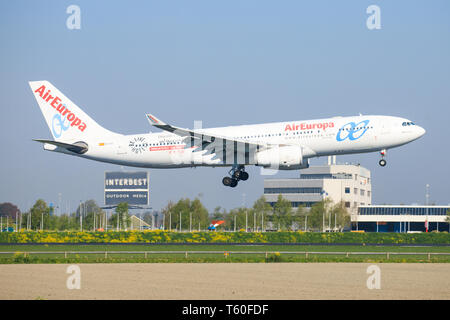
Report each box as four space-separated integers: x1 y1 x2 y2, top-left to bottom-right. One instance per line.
1 244 449 263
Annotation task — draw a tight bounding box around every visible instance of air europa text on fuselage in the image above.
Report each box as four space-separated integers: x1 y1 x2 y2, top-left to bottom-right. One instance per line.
284 122 334 131
34 85 87 132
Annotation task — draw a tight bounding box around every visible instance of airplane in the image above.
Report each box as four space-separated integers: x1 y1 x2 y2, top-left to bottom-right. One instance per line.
29 81 426 188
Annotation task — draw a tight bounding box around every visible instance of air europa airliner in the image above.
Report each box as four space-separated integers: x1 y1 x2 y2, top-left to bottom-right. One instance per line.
29 81 426 188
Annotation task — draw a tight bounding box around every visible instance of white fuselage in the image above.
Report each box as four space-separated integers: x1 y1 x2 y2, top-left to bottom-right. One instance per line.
54 115 424 169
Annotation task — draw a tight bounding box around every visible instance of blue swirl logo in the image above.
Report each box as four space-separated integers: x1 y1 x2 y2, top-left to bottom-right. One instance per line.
52 113 70 138
336 120 370 141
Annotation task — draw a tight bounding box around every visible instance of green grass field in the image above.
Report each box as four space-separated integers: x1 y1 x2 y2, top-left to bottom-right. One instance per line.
1 244 449 263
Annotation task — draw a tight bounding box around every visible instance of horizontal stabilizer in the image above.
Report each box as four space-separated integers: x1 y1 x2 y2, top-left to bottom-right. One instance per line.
33 139 88 154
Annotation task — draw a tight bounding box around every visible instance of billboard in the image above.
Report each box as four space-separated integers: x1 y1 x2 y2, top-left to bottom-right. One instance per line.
104 171 149 206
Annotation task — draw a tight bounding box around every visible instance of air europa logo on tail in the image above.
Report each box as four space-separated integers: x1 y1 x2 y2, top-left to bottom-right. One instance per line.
34 85 87 134
285 122 334 131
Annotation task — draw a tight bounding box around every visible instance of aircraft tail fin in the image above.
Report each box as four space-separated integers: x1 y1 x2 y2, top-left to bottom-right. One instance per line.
29 81 119 142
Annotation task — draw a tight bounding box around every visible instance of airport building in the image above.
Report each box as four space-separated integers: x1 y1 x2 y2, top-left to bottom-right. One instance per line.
264 160 372 215
353 205 450 232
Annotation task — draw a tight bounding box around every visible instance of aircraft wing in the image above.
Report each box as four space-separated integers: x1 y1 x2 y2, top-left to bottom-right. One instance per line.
145 114 312 165
145 113 268 152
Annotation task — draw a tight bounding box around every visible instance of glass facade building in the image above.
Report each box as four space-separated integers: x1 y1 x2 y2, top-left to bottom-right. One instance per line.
359 206 448 216
354 205 450 232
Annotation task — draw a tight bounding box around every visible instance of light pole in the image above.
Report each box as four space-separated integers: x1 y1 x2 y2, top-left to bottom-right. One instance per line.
322 208 325 232
80 201 83 232
321 190 328 232
58 193 62 216
245 209 248 232
116 208 119 231
163 213 165 231
425 184 430 232
151 214 155 230
179 212 182 232
243 193 247 232
328 209 331 231
190 211 192 232
105 210 109 232
334 209 337 232
261 212 264 232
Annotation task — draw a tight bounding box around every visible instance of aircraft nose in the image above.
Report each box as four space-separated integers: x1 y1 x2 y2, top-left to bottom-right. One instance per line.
417 126 426 138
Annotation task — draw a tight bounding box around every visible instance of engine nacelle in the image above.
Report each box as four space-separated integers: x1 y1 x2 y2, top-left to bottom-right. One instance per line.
255 146 309 170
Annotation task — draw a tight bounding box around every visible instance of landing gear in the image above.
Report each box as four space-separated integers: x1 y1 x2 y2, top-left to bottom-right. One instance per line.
222 165 249 187
232 170 249 181
239 171 249 181
222 177 238 188
379 149 387 167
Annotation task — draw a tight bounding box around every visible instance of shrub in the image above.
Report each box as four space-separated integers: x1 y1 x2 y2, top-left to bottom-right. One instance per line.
265 252 285 263
13 252 30 263
0 231 449 244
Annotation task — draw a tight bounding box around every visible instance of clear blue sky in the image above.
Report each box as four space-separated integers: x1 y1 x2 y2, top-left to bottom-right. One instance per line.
0 0 449 213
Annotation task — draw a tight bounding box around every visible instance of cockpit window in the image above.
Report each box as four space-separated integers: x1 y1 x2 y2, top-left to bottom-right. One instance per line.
402 121 415 126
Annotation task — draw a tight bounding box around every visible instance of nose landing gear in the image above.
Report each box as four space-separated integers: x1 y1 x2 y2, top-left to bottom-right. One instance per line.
222 165 249 187
379 149 387 167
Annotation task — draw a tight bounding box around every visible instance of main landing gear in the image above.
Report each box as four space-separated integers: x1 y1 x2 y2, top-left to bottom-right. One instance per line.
379 149 387 167
222 165 249 188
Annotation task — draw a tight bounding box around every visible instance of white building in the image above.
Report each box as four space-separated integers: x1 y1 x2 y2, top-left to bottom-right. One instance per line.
264 161 372 215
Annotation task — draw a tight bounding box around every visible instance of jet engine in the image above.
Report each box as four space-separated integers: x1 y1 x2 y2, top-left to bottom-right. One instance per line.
255 145 309 170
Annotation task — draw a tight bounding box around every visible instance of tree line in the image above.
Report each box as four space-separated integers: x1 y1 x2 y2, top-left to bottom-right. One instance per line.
0 200 130 231
161 195 350 232
0 195 352 232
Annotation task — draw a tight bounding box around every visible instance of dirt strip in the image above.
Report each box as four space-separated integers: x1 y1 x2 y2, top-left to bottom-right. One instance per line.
0 263 449 300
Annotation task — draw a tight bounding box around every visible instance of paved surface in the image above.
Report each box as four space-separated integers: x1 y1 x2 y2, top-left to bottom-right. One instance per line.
0 263 449 300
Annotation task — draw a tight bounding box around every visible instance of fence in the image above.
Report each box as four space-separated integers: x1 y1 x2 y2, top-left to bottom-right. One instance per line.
1 250 449 260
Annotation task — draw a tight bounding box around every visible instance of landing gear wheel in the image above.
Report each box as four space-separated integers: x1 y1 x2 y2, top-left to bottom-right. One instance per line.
240 171 249 181
223 165 247 187
222 177 232 186
379 159 387 167
232 170 241 180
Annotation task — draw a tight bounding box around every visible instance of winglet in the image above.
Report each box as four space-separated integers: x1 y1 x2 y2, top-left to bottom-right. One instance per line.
146 114 165 126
